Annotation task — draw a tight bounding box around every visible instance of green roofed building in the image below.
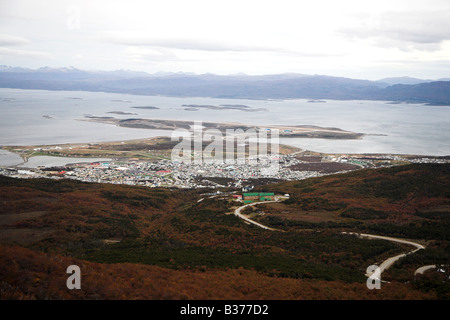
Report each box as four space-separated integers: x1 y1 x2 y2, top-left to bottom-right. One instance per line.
243 192 275 203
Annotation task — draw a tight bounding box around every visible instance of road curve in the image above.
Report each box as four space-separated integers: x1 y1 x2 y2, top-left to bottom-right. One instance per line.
233 200 281 231
414 265 436 275
232 200 428 281
342 232 425 280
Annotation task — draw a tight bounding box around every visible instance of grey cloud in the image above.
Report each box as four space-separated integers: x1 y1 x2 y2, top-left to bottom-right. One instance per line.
0 34 49 59
380 11 450 44
101 33 341 59
0 34 31 46
0 47 51 58
339 10 450 50
104 35 286 53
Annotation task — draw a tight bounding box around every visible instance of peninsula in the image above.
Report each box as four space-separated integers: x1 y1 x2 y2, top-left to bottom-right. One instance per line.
81 117 365 140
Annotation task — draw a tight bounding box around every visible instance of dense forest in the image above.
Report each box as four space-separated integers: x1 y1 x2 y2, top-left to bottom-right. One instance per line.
0 163 449 299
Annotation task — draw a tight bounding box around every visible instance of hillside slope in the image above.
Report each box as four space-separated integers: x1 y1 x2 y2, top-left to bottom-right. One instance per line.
0 163 449 299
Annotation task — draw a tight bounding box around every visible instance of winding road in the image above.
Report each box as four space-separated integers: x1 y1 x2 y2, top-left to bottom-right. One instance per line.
342 232 425 281
232 198 428 281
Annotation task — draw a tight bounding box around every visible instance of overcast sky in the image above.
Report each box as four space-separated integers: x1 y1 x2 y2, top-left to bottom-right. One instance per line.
1 0 449 79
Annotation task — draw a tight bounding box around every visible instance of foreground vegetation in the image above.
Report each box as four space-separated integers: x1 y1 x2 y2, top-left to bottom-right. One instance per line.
0 163 449 299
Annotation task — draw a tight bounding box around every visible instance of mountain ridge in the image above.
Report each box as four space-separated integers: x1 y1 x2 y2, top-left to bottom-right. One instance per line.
0 66 449 105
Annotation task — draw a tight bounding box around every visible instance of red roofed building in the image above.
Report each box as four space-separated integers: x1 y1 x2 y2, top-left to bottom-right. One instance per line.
156 170 172 174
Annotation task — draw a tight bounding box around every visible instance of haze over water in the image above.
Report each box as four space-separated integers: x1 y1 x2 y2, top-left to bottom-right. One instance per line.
0 88 449 156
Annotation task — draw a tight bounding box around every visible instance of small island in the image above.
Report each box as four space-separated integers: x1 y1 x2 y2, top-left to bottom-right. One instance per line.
107 111 138 115
130 106 160 110
181 104 267 112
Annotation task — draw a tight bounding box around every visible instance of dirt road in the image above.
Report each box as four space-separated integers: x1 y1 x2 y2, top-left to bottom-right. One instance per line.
233 200 281 231
342 232 425 280
232 199 428 281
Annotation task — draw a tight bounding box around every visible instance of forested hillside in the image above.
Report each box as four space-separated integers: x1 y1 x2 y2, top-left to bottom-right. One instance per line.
0 164 449 299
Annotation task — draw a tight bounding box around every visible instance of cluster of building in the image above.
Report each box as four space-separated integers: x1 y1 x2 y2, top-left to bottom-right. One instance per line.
242 192 275 204
407 157 449 164
1 152 448 189
324 154 449 167
0 154 324 189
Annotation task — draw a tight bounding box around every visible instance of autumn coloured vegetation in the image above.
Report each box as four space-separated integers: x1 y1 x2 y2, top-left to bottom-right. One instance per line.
0 163 449 299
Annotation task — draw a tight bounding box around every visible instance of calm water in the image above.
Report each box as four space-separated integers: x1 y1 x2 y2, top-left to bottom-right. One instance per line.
17 156 112 168
0 88 449 158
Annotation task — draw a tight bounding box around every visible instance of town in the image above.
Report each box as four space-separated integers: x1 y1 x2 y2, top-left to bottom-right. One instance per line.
1 151 448 189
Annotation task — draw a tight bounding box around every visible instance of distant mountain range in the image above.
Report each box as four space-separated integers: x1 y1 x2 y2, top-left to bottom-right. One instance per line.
0 66 449 105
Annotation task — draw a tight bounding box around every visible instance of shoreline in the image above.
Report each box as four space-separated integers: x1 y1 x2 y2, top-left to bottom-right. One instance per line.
1 136 448 190
1 134 448 169
1 86 449 106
